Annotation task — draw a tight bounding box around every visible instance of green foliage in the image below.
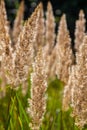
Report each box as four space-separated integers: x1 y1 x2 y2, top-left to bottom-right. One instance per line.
0 77 87 130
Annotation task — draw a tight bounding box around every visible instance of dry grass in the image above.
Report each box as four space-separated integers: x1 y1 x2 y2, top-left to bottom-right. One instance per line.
0 0 87 130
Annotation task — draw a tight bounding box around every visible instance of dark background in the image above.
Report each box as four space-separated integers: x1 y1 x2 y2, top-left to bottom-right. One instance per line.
5 0 87 42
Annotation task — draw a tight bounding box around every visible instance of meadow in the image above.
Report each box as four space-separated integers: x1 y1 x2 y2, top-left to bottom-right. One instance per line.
0 77 80 130
0 0 87 130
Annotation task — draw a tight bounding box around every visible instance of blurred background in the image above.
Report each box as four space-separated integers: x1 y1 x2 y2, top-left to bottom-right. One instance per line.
5 0 87 42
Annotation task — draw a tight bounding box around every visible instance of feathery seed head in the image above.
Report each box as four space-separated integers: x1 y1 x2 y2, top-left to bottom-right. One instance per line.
79 10 85 19
12 0 24 45
11 3 41 87
62 65 76 111
45 1 55 55
75 10 86 52
56 14 74 84
34 2 45 53
0 0 13 97
71 35 87 128
27 48 47 130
